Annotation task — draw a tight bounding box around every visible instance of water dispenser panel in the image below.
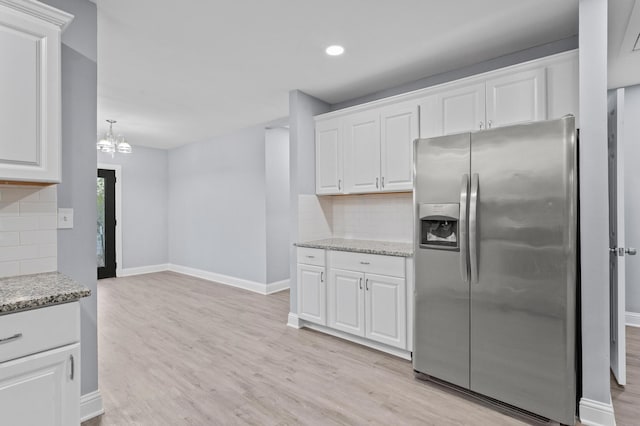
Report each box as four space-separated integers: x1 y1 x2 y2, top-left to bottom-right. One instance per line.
419 203 460 251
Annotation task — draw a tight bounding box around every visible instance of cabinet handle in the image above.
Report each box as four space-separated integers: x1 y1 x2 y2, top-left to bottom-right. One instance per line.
70 355 75 381
306 255 315 259
360 261 370 265
338 179 342 191
320 271 324 282
365 278 369 291
376 177 379 189
479 121 484 130
0 332 22 344
359 277 363 290
381 177 385 188
488 120 492 129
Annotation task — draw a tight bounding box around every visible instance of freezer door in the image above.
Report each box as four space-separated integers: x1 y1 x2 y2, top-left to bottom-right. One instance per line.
469 117 577 424
413 133 471 388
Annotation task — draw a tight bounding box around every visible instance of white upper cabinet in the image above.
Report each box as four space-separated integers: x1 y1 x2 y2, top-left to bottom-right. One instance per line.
419 82 486 138
485 68 546 128
380 101 418 192
343 110 380 194
0 1 73 183
315 118 343 194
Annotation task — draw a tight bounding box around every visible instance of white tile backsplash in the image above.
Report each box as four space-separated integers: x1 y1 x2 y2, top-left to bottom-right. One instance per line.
0 186 57 276
298 192 413 243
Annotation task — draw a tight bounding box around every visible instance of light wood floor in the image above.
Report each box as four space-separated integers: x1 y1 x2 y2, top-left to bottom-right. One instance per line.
80 271 634 425
611 326 640 426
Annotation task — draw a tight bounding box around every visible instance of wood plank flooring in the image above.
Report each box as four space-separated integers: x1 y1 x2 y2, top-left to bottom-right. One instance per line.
611 326 640 426
80 271 634 425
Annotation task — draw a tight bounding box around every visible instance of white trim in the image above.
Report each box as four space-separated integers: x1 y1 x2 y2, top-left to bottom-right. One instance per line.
0 0 74 31
298 320 412 360
98 164 123 277
626 311 640 327
266 279 290 294
167 264 287 296
120 264 169 277
315 50 577 121
579 398 616 426
80 389 104 422
287 312 301 329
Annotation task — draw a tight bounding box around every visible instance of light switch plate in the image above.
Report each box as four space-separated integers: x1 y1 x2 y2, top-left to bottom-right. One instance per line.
58 208 74 229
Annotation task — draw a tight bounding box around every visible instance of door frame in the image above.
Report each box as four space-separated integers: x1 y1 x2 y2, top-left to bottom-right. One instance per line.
98 163 122 277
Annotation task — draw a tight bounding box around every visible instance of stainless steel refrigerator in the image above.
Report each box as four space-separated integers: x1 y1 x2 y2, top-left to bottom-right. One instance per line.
413 116 577 425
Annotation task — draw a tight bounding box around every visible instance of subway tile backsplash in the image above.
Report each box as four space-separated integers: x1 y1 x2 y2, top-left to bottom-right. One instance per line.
298 193 413 243
0 186 57 277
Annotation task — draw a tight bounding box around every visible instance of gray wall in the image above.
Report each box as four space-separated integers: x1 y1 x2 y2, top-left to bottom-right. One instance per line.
168 125 268 284
98 146 169 269
265 128 290 283
578 0 610 407
332 37 577 110
625 84 640 313
288 91 331 312
44 0 99 397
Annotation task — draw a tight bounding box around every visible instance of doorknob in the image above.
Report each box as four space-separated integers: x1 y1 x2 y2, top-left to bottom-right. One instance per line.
626 247 637 255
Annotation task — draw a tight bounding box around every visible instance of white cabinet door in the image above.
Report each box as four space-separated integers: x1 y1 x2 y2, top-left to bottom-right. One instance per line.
0 343 80 426
0 5 68 183
328 269 365 336
380 102 418 192
419 82 486 138
485 68 547 128
315 118 343 195
343 110 381 194
365 274 406 348
297 264 326 325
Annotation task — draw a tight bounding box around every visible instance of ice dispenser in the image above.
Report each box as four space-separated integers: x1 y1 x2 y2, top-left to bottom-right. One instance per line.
419 203 460 250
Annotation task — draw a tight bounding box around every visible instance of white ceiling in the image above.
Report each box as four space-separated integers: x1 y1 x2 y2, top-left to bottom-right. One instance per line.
609 0 640 90
97 1 579 149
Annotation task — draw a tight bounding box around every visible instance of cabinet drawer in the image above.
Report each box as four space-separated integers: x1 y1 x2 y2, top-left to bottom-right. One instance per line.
0 302 80 363
330 251 405 277
297 247 325 266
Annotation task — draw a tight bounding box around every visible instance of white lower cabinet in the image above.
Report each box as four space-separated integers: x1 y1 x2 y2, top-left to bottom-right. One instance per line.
297 264 326 325
0 343 80 426
365 273 406 348
0 302 81 426
328 268 365 336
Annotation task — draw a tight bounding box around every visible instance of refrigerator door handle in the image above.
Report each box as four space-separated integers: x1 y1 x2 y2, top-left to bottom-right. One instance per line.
459 174 470 283
469 173 479 284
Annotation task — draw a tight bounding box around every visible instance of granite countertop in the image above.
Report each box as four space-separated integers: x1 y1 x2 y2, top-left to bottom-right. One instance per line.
0 272 91 315
295 238 413 257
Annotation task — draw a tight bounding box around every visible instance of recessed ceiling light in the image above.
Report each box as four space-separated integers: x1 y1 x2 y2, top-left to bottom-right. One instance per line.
325 45 345 56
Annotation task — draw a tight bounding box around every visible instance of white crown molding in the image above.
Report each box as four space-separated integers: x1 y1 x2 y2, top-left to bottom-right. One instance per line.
579 398 616 426
0 0 74 31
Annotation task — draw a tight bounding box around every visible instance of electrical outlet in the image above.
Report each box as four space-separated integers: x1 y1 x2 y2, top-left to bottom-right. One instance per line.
58 208 74 229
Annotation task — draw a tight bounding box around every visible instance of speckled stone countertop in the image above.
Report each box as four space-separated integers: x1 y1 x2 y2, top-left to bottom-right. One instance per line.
0 272 91 315
295 238 413 257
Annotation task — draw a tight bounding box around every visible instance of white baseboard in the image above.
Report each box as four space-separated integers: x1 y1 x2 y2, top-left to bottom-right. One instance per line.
80 389 104 422
298 319 412 360
626 311 640 328
266 279 290 294
579 398 616 426
119 264 169 277
287 312 301 329
167 264 288 296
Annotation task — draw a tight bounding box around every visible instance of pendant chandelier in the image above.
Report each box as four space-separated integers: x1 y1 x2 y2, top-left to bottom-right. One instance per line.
97 119 132 154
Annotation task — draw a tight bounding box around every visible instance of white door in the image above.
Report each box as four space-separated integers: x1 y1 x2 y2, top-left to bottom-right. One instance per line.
0 343 80 426
419 82 486 138
365 273 406 348
328 269 365 336
485 68 546 128
609 88 631 385
297 264 326 325
315 118 343 194
343 110 381 193
380 102 418 192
